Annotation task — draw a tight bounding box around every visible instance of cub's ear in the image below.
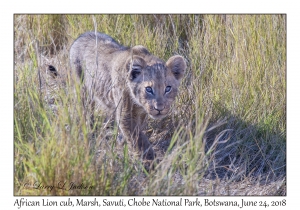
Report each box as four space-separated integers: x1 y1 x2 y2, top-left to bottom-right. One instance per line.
48 65 58 78
132 45 150 56
126 56 146 80
166 55 186 80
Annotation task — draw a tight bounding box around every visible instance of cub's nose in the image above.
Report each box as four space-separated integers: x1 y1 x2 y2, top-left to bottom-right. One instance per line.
154 103 165 112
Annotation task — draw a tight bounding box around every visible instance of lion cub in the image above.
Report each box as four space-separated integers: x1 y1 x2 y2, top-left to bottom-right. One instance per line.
69 32 186 160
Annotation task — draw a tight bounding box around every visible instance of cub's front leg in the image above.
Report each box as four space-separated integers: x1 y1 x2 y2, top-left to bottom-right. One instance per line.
136 131 155 160
116 107 155 160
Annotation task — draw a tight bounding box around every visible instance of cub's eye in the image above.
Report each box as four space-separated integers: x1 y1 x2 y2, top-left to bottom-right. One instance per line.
145 86 154 94
165 86 172 93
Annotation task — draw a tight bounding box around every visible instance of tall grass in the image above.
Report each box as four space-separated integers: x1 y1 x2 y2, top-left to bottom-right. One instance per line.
14 14 286 195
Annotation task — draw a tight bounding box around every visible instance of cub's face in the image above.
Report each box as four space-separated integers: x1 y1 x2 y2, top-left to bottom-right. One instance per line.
127 53 186 119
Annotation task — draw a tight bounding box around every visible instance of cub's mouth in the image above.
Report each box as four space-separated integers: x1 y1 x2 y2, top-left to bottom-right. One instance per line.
149 110 169 120
149 114 165 120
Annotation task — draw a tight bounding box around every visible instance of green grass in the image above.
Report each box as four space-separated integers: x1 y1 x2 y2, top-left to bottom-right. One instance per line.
14 14 286 195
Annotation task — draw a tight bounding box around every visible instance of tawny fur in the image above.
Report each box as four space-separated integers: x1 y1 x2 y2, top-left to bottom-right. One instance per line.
69 32 186 160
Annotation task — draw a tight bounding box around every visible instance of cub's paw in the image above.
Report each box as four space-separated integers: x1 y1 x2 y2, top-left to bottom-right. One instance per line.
143 146 155 160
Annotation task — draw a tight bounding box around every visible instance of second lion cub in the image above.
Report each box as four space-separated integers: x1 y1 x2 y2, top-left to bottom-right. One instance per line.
69 32 186 160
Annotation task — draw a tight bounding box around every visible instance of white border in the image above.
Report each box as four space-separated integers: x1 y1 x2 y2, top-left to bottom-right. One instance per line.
3 0 298 209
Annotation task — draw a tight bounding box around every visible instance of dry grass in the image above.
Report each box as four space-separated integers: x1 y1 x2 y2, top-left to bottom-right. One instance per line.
14 14 286 196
